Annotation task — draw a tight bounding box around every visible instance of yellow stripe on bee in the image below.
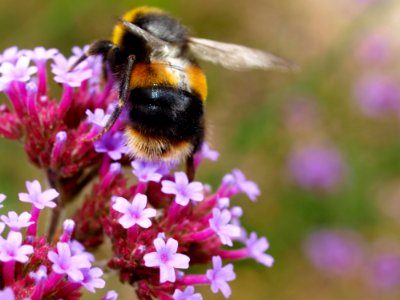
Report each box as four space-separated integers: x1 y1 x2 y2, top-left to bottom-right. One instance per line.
186 65 208 101
112 6 164 46
129 63 179 89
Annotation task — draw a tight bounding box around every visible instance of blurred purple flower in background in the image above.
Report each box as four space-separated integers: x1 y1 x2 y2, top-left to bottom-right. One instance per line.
304 229 364 277
366 253 400 290
354 33 391 65
288 145 346 192
353 73 400 117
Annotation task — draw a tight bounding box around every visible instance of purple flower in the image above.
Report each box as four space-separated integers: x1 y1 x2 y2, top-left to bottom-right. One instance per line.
194 143 219 167
246 232 274 267
24 47 58 64
69 240 95 262
51 54 92 87
0 46 20 64
0 194 5 209
86 108 110 128
94 131 129 160
72 45 89 57
221 170 260 201
0 287 15 300
1 211 34 231
18 180 59 209
112 193 157 229
173 286 203 300
161 172 204 206
0 56 37 84
288 145 346 192
209 208 241 246
29 265 48 283
0 231 34 263
206 256 236 298
131 160 165 183
48 242 92 282
199 143 219 161
366 254 400 290
143 237 190 283
304 229 363 277
80 267 106 293
353 74 400 117
355 33 391 64
101 290 119 300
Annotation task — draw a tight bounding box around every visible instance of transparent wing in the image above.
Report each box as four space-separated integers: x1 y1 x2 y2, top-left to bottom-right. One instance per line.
120 19 172 55
188 37 297 71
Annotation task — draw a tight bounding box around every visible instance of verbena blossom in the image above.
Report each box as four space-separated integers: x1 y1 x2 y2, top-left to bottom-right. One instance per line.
0 211 34 231
112 193 157 229
0 56 37 84
288 145 346 192
0 45 273 299
353 73 400 118
0 46 20 64
354 33 391 65
173 286 203 300
0 231 34 263
144 237 190 283
207 256 236 298
219 169 260 201
161 172 204 206
366 253 400 290
209 208 241 246
304 229 364 277
18 180 59 209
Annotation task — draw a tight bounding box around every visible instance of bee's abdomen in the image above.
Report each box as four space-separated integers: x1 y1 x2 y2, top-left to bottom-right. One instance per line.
125 87 204 162
128 87 204 139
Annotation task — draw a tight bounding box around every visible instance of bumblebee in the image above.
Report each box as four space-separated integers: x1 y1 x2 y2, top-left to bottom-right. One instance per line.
72 6 295 180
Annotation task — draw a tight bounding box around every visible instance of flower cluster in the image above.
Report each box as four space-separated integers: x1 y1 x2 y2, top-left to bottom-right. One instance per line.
304 229 400 291
0 45 273 299
352 32 400 118
283 98 347 193
0 182 115 299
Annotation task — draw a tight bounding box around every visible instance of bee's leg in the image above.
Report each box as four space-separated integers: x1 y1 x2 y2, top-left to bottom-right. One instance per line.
186 154 195 182
87 54 136 141
69 40 115 72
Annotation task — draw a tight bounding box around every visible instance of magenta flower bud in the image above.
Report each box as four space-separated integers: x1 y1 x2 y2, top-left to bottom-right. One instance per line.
30 265 48 300
50 131 67 168
60 219 75 242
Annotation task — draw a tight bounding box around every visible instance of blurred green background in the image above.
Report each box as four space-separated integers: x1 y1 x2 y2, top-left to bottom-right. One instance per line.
1 0 400 299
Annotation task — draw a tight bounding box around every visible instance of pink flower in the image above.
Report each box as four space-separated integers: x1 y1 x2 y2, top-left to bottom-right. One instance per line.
209 208 241 246
161 172 204 206
206 256 236 298
18 180 59 209
0 231 34 263
0 56 37 84
143 237 190 283
48 242 92 282
112 194 156 229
